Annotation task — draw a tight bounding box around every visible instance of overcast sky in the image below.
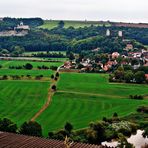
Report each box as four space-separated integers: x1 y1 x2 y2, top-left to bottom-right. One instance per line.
0 0 148 23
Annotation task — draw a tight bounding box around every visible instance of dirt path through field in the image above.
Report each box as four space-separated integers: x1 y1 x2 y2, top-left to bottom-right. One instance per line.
30 89 54 122
30 73 59 122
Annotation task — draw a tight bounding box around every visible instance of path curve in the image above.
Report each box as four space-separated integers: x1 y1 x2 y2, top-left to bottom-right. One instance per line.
30 69 61 122
30 89 54 122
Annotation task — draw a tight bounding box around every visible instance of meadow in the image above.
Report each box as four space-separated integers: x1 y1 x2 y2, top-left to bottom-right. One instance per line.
0 80 49 126
0 69 53 77
37 73 148 136
0 67 148 136
39 20 110 30
0 60 63 68
0 60 63 77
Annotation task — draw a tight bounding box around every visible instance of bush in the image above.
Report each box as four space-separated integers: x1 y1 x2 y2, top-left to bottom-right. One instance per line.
51 74 54 79
2 75 8 80
129 95 143 100
24 63 33 70
50 66 58 71
19 121 42 137
64 122 73 134
51 85 57 91
0 118 17 133
55 72 60 77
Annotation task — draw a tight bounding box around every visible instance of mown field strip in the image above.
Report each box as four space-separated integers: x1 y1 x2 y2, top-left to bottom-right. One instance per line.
0 80 50 126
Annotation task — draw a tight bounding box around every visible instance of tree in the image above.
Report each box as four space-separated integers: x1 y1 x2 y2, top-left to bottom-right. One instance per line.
124 70 134 83
2 75 8 80
19 121 42 137
0 118 17 133
51 85 57 91
113 112 118 118
68 52 75 61
114 66 125 80
11 46 25 56
134 71 145 83
24 63 33 70
51 74 54 79
64 122 73 134
58 21 65 28
0 49 9 54
55 72 59 77
87 122 105 144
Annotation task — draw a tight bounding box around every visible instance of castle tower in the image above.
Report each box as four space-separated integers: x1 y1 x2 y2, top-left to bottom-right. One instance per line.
106 29 111 36
118 31 123 37
20 21 24 26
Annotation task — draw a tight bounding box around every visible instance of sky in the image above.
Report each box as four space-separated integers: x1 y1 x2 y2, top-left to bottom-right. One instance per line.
0 0 148 23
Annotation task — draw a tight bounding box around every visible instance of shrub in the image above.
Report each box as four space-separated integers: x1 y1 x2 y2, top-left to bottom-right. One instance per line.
51 85 57 91
0 118 17 133
24 63 33 70
19 121 42 137
2 75 8 80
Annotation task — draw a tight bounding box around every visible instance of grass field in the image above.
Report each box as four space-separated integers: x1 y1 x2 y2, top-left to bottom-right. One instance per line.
37 73 148 136
0 60 63 69
0 60 64 77
0 69 53 77
39 20 111 30
0 70 148 136
0 80 50 126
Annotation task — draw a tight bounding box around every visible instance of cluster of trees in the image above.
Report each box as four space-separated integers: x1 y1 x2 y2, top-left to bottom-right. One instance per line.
0 46 25 57
47 112 137 147
9 63 33 70
51 72 60 81
32 52 66 58
0 118 42 137
109 66 147 84
37 65 49 70
0 74 44 80
129 95 144 100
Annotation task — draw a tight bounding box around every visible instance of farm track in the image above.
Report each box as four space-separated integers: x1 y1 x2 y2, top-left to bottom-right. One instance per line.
30 71 60 122
57 90 124 99
30 89 54 122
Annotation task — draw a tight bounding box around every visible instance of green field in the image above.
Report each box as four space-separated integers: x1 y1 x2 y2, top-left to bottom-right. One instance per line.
0 60 63 68
0 60 63 77
39 20 110 30
37 73 148 136
0 80 49 126
0 69 53 77
0 70 148 137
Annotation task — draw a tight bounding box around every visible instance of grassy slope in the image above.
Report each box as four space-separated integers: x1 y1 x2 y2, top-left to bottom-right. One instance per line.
37 73 148 136
39 20 110 30
0 80 50 126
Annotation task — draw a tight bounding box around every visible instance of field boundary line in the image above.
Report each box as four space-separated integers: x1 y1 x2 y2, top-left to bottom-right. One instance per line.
57 90 124 99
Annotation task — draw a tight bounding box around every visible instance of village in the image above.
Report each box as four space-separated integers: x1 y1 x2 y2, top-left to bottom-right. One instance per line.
61 30 148 82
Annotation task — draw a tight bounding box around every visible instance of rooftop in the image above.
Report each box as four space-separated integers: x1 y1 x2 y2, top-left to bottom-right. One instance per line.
0 132 103 148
